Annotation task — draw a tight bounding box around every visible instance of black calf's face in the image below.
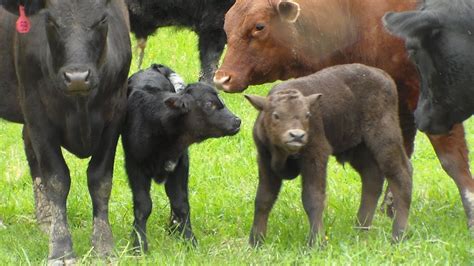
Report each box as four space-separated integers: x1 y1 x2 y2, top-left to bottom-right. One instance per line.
384 8 474 134
166 83 241 139
44 0 110 96
246 89 321 153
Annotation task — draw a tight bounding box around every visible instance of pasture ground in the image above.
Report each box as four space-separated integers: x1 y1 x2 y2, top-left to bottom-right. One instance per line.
0 28 473 265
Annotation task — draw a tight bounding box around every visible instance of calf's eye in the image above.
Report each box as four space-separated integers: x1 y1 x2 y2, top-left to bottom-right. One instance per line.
206 102 217 110
272 112 280 120
255 23 265 31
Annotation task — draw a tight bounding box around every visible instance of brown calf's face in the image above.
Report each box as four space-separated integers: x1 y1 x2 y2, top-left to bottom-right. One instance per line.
214 0 301 93
246 89 321 154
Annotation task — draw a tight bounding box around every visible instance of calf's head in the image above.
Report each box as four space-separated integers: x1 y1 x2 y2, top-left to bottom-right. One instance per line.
165 83 241 140
3 0 112 96
245 89 321 153
383 3 474 134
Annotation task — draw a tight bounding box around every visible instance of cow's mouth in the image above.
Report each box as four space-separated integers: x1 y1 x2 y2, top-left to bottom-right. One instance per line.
284 140 305 152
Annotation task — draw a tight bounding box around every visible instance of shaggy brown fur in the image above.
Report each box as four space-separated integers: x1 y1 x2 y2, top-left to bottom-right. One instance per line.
245 63 412 246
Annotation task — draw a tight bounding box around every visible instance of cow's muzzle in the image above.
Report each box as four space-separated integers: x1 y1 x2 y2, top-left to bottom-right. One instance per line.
63 69 91 95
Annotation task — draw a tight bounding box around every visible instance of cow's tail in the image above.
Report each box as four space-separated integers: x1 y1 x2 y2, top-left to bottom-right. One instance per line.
137 37 147 69
151 64 187 93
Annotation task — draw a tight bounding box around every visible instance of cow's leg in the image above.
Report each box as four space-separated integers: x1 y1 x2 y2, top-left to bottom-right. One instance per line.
301 154 328 247
165 153 196 244
382 100 417 218
22 126 51 233
427 123 474 234
26 128 74 262
249 154 282 247
87 127 121 257
349 146 384 229
197 29 226 83
127 164 152 252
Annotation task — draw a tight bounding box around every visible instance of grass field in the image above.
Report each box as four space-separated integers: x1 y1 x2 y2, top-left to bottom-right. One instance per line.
0 28 473 265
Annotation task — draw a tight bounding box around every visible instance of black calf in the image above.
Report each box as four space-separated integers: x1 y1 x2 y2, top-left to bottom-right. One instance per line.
122 64 241 251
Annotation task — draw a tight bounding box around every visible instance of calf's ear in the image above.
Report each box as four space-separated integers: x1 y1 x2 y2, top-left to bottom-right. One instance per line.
306 93 322 105
164 95 190 113
277 0 300 23
383 11 441 39
244 94 268 111
1 0 46 16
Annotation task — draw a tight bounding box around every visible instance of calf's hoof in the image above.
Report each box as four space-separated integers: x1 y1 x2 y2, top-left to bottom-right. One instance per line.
48 257 76 266
249 232 265 248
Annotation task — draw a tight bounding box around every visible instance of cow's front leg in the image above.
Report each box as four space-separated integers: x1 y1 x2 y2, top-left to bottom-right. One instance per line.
27 127 74 262
428 123 474 235
165 153 196 245
23 126 51 233
249 154 282 247
197 29 227 83
87 128 121 257
301 154 328 247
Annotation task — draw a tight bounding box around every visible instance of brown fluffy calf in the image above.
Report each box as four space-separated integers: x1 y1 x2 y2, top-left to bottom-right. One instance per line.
245 63 412 247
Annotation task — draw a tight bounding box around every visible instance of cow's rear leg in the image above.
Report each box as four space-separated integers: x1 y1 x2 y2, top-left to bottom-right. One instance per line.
427 123 474 235
197 29 226 83
23 126 51 233
349 146 384 229
165 153 196 245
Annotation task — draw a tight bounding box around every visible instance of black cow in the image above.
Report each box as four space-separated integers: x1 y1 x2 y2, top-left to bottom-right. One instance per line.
0 0 131 262
383 0 474 134
126 0 235 83
123 64 241 251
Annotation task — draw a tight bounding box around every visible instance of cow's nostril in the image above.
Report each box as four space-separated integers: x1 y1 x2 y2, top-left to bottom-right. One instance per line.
63 70 91 92
234 117 241 127
289 131 305 140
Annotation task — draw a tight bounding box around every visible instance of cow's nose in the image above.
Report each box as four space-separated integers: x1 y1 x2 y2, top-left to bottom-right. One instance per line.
233 117 241 128
288 129 306 141
63 70 91 92
213 70 231 91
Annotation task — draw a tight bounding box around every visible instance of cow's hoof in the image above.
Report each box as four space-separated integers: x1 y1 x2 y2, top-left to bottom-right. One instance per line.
48 257 76 266
249 233 264 248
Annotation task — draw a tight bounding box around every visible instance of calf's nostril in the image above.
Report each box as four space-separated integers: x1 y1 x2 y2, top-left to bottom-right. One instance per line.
289 131 305 140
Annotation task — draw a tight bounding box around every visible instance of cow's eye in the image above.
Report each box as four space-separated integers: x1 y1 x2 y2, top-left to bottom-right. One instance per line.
305 112 311 119
92 15 108 28
407 49 417 60
255 23 265 31
206 101 217 110
272 112 280 120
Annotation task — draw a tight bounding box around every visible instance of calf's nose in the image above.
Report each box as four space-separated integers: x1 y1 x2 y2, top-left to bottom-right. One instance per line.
63 70 91 92
288 129 306 141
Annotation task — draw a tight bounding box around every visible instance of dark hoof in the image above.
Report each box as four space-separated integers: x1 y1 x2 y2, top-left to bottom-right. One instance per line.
249 233 264 248
307 235 327 249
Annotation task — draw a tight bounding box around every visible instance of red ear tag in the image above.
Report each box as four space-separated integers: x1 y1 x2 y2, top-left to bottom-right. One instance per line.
16 5 31 34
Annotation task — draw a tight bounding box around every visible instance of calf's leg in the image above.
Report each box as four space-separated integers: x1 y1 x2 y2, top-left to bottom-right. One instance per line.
127 164 152 252
23 126 51 233
197 29 226 83
349 146 384 229
165 153 196 244
249 154 282 247
427 123 474 234
301 154 328 247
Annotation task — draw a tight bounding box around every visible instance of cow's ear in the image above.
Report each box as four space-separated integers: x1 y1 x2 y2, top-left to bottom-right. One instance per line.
383 11 441 39
0 0 47 16
164 95 190 113
245 94 268 111
306 93 322 106
277 0 300 23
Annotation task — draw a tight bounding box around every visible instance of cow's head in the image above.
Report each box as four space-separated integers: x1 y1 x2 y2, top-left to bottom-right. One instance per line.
245 89 321 154
2 0 113 96
383 4 474 134
214 0 302 93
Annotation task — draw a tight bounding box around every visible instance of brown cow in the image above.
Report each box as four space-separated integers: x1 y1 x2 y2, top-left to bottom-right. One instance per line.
214 0 474 233
246 64 412 246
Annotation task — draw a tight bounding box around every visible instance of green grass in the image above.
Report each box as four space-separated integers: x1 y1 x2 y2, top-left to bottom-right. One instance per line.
0 28 473 265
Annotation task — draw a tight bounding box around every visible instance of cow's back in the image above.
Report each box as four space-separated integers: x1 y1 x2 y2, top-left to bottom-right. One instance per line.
0 9 23 123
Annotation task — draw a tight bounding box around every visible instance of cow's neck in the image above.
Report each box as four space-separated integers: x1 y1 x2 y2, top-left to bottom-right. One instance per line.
287 0 359 74
74 98 92 148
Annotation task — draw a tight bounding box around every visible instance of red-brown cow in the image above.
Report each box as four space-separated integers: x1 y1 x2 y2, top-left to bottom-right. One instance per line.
214 0 474 233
